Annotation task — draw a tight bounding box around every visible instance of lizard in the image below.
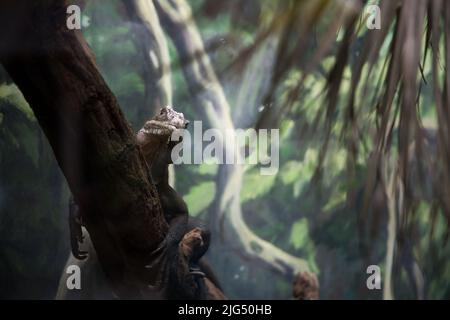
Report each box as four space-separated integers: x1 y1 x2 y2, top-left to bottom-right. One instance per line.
69 106 221 295
136 106 222 294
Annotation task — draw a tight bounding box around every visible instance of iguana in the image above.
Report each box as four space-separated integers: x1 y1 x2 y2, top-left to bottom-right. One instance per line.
68 106 221 298
137 106 222 297
136 106 191 257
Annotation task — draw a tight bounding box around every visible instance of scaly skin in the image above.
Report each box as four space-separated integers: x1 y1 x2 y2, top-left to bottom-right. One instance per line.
136 106 222 293
136 106 190 252
69 106 188 260
69 106 221 294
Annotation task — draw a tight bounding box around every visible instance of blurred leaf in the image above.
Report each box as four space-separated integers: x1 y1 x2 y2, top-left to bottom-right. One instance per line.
321 56 336 72
197 162 218 176
183 181 216 216
289 218 318 273
289 218 309 249
279 119 294 139
0 84 34 121
280 160 303 185
241 169 276 202
322 185 346 212
280 148 318 197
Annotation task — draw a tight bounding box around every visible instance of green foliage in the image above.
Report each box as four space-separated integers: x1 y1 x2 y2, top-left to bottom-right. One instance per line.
183 181 216 216
0 86 69 298
0 85 40 167
289 218 318 273
279 149 317 198
241 169 276 202
197 162 218 176
289 218 309 249
0 84 34 121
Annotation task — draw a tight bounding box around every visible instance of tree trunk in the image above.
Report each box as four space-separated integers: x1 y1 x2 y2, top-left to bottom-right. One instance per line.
0 0 167 298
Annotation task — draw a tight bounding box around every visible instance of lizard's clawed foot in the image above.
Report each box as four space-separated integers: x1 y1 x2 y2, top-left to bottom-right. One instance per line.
150 233 179 256
71 236 88 260
73 250 88 260
69 197 88 260
145 237 173 271
71 233 88 260
189 266 205 277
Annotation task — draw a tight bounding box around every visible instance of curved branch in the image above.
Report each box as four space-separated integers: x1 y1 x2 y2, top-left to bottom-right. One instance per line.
123 0 172 116
155 0 310 277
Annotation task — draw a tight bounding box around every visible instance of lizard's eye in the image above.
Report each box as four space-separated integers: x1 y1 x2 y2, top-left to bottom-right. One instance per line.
160 108 166 115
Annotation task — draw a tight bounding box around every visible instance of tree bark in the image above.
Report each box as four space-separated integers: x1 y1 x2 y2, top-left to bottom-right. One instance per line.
0 0 168 298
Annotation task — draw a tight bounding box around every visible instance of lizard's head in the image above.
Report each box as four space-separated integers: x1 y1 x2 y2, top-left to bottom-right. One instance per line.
137 106 189 180
136 106 189 164
139 106 189 137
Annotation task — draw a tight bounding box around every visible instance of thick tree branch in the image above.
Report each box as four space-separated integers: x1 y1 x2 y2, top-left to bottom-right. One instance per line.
0 0 168 298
